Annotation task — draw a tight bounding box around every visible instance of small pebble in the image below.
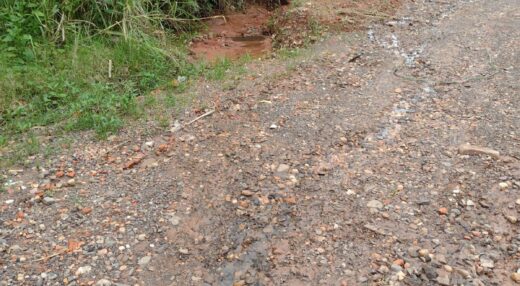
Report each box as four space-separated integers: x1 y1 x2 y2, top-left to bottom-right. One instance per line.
511 272 520 283
418 249 429 257
138 256 151 267
75 266 92 276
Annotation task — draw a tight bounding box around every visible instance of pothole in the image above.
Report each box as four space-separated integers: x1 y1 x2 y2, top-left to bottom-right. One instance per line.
189 6 274 61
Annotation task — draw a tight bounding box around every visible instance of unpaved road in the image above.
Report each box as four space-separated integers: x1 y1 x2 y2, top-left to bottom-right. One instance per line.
1 0 519 285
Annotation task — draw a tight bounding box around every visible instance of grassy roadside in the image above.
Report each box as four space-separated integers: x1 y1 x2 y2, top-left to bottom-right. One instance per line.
0 1 265 169
0 0 401 170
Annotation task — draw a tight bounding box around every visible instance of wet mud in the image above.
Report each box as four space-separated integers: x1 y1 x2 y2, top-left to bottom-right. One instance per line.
190 6 273 61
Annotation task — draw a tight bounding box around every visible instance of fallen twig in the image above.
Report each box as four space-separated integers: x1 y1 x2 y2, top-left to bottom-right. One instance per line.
172 109 215 133
186 109 215 126
32 250 67 262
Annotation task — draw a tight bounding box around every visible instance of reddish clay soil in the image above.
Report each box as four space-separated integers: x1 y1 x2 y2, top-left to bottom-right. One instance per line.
190 0 403 61
189 6 273 62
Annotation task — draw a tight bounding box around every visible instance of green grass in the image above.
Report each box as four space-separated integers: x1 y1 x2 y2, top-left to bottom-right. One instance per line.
0 0 259 141
0 31 221 137
1 38 173 136
0 0 306 172
0 40 263 165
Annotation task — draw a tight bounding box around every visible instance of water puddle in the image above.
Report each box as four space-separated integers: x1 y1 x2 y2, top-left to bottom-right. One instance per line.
190 6 274 62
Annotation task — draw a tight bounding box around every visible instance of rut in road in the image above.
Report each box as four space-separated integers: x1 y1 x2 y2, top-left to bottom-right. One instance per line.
141 0 519 285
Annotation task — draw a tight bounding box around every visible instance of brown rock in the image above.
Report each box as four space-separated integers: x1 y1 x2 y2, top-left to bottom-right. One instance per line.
438 207 448 215
123 153 145 169
81 207 93 215
393 259 405 266
511 272 520 283
284 196 297 204
16 211 25 220
241 190 254 196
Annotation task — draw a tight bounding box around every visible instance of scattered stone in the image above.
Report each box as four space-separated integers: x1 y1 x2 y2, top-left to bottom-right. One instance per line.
458 144 500 159
179 248 189 255
367 200 383 209
505 215 518 224
169 215 181 226
408 246 420 258
438 207 448 215
276 164 290 173
5 200 14 205
263 225 274 233
416 198 430 205
455 268 471 279
364 224 388 235
393 259 405 266
96 279 112 286
8 169 23 175
391 264 403 272
423 265 438 279
499 182 509 189
479 256 494 268
47 273 58 280
179 134 196 142
75 266 92 276
451 208 461 217
241 190 254 196
138 256 151 267
512 272 520 283
43 197 57 205
269 124 278 129
81 207 93 215
378 265 389 274
123 154 145 170
396 271 406 281
170 121 182 133
418 249 429 257
284 196 297 204
66 178 76 186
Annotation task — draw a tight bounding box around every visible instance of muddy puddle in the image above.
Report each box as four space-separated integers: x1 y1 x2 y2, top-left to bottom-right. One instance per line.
189 6 273 62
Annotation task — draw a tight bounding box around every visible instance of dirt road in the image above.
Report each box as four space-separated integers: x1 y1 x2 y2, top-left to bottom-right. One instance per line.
1 0 519 285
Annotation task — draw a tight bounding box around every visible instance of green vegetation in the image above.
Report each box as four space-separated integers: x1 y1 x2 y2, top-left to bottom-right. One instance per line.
0 0 253 140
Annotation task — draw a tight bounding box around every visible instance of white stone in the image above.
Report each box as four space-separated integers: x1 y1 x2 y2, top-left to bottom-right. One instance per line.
367 200 383 209
75 266 92 276
138 256 151 267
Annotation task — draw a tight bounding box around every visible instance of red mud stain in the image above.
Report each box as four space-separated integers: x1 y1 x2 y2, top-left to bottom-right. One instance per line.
190 6 272 62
